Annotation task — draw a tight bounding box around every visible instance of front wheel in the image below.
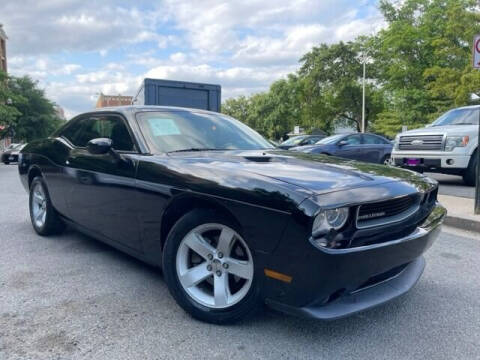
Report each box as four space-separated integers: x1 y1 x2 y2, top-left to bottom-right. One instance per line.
382 154 392 165
162 209 260 324
29 177 65 235
463 151 478 186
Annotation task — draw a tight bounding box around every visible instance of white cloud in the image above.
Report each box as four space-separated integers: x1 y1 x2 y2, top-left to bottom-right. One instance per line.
1 0 385 117
1 0 164 55
145 64 295 99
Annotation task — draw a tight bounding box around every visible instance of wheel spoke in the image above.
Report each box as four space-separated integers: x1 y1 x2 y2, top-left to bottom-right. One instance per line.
184 232 215 260
217 227 235 255
214 273 229 307
225 257 253 280
35 208 45 223
33 192 43 203
179 264 211 288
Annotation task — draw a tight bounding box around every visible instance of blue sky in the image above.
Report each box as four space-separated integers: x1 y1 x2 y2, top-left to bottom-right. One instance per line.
2 0 384 118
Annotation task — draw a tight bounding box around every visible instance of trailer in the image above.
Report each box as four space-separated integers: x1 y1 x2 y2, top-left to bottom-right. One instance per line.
132 78 221 112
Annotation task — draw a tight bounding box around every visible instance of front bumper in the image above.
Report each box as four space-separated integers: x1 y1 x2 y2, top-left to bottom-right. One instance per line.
391 152 470 170
264 203 446 320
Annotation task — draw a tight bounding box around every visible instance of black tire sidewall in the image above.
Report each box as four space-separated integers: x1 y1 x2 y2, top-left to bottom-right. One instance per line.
463 150 478 186
29 177 64 235
162 208 261 324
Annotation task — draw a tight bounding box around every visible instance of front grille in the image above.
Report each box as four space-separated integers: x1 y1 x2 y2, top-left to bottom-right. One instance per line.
398 135 443 150
356 194 419 229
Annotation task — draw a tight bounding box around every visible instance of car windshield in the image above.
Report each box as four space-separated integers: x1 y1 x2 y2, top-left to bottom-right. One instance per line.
280 135 308 146
316 134 345 145
431 108 479 126
136 111 274 153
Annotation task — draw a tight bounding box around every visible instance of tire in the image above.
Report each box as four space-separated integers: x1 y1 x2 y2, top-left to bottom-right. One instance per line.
462 150 478 186
382 154 391 165
29 177 65 236
162 209 261 324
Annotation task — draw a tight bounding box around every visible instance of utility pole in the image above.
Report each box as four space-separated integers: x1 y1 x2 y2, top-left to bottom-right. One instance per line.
361 60 366 133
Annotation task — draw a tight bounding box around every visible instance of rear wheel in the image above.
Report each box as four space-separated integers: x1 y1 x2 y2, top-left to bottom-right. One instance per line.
29 177 65 235
462 151 478 186
162 209 260 324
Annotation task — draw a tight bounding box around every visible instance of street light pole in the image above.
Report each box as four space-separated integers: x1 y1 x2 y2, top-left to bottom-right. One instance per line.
361 60 366 133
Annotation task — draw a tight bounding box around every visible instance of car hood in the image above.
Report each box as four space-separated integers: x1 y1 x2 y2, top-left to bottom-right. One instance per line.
165 149 434 196
401 125 477 135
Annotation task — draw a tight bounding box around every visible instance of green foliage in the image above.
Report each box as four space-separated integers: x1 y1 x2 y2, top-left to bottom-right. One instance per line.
372 0 480 136
0 71 22 138
0 72 65 142
222 0 480 140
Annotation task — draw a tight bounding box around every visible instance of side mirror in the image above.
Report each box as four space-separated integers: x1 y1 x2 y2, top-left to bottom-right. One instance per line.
87 138 112 155
337 140 348 146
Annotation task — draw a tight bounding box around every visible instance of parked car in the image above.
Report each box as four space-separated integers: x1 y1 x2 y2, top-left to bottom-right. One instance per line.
277 134 326 149
292 133 393 164
19 106 445 324
392 105 479 185
1 143 26 164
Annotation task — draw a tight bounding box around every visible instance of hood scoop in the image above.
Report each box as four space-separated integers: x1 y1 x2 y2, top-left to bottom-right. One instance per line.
243 155 273 163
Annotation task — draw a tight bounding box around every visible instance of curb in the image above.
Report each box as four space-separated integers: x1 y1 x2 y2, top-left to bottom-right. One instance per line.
444 215 480 233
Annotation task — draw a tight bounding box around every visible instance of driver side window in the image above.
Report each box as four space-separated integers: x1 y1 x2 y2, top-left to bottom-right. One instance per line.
61 117 101 147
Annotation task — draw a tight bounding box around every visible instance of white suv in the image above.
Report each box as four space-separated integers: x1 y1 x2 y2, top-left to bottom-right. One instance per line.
392 105 478 186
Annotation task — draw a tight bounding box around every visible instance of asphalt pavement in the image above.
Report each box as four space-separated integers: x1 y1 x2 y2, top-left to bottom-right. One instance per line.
1 163 479 360
426 172 475 199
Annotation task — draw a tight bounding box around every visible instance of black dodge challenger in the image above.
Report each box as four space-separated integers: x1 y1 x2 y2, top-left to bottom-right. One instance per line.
18 106 446 324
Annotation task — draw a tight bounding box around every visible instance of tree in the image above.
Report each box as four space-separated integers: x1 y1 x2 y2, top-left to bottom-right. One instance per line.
2 74 65 142
372 0 480 136
299 41 384 132
221 0 480 139
0 71 22 139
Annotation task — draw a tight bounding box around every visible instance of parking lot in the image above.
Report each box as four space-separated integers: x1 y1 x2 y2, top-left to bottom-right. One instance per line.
1 163 479 360
427 173 475 199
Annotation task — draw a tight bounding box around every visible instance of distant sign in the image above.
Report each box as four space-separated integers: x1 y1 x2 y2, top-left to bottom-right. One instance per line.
294 126 300 134
473 34 480 68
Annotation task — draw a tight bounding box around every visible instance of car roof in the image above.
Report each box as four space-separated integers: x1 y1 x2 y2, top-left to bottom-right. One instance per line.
450 105 480 111
77 105 222 118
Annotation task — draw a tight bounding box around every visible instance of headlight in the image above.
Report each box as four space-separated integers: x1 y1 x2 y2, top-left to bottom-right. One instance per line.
312 207 349 236
445 136 469 151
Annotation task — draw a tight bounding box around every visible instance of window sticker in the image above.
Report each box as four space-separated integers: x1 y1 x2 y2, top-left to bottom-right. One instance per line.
147 118 181 136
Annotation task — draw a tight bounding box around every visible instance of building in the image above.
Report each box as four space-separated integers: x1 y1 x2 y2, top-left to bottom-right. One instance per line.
0 24 7 73
96 93 133 108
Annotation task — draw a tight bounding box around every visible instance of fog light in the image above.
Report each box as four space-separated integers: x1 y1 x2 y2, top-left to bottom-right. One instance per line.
446 159 454 165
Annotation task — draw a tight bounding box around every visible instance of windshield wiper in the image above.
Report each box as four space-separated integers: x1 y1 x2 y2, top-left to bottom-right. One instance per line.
168 147 221 153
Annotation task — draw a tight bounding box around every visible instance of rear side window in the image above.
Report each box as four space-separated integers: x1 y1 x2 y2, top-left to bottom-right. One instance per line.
60 115 135 151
